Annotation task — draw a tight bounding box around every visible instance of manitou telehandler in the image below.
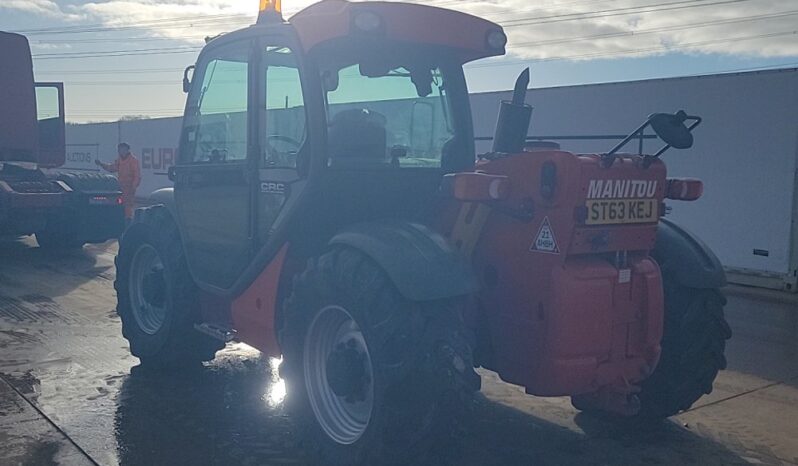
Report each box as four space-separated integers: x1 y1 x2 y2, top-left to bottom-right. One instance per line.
0 31 125 248
115 1 731 464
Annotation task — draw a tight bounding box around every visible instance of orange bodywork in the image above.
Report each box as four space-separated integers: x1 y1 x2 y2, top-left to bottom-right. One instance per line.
230 244 288 357
289 0 505 63
443 150 666 399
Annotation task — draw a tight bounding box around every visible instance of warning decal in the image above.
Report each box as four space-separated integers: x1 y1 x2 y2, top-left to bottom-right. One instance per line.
530 217 560 254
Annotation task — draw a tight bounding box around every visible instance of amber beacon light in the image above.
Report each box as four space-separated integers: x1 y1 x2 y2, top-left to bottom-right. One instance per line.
258 0 283 23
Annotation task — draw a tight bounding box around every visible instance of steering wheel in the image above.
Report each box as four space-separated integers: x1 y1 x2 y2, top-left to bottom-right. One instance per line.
264 135 302 167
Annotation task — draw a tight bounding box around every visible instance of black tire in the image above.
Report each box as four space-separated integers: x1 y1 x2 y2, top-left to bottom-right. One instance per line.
35 225 85 250
280 246 479 466
51 171 121 192
637 281 732 419
114 206 223 369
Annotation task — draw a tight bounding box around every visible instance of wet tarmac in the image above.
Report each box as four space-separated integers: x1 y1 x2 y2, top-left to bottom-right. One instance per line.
0 237 796 465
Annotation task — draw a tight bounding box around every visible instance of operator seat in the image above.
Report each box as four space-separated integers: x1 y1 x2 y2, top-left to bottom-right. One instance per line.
328 108 388 167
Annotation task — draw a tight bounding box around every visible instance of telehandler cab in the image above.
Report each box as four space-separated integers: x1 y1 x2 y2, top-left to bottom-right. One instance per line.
115 1 731 464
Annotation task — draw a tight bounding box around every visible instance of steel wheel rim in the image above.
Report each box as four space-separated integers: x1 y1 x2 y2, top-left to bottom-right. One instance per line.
303 305 374 445
128 243 167 335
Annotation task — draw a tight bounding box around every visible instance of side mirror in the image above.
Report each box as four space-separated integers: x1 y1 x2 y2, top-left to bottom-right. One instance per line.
649 111 693 149
167 165 177 182
182 65 195 94
604 110 701 166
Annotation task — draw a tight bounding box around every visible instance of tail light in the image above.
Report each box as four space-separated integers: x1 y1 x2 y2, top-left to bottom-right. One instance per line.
666 178 703 201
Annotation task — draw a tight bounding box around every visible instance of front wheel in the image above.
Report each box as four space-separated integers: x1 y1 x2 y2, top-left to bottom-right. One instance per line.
35 216 84 250
114 206 223 369
281 247 478 465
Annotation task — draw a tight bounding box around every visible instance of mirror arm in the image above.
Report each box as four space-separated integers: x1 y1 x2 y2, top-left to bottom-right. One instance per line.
604 120 651 160
652 115 702 157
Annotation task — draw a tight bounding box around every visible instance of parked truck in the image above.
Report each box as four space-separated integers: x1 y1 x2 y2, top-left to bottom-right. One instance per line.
0 31 124 248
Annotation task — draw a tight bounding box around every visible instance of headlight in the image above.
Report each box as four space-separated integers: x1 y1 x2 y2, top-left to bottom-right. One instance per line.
487 29 508 50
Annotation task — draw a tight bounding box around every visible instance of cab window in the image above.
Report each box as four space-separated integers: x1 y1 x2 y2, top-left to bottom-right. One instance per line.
182 43 249 164
322 63 453 168
261 46 306 169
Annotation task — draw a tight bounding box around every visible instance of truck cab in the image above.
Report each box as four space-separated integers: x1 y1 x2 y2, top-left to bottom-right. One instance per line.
0 31 124 247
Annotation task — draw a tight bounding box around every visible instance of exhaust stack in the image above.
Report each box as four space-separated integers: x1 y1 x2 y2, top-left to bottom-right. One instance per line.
491 68 533 154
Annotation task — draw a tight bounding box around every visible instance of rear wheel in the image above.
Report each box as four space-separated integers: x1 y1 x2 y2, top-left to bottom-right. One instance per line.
636 282 732 419
35 226 83 250
35 213 83 249
281 247 478 465
114 206 223 369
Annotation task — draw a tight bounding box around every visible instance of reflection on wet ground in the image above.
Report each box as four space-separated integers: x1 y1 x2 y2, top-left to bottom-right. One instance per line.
1 237 797 465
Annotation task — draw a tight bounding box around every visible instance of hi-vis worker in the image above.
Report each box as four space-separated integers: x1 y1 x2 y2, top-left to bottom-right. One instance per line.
96 143 141 224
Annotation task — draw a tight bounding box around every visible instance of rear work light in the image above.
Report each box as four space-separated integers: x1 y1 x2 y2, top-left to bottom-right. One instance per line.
353 11 383 33
442 172 509 201
665 178 703 201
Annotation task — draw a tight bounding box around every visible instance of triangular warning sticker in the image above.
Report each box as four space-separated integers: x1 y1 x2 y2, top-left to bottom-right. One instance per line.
530 217 560 254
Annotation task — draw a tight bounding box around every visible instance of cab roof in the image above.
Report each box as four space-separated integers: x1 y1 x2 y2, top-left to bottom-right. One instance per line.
286 0 506 64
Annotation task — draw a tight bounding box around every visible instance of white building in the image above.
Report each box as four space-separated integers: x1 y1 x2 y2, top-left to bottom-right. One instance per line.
64 67 798 291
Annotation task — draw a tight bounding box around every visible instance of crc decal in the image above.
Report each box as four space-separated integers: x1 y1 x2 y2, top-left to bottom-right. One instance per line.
260 181 288 195
530 217 560 254
587 179 658 199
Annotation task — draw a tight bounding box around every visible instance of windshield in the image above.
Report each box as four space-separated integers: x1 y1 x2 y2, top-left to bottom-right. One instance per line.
322 63 454 168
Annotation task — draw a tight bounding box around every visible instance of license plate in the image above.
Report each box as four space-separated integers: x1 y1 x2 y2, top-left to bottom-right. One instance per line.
585 199 658 225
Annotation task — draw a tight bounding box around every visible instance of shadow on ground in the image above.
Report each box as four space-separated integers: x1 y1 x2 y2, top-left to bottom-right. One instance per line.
110 348 752 466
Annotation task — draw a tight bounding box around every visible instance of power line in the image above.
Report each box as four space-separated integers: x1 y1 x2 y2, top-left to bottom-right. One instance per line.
503 0 761 28
50 29 797 87
468 29 798 68
32 35 207 45
13 14 251 36
508 9 798 48
27 0 771 62
36 68 186 75
33 48 202 60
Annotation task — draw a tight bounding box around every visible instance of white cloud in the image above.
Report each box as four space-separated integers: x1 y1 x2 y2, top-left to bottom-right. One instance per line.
1 0 68 16
458 0 798 60
15 0 798 59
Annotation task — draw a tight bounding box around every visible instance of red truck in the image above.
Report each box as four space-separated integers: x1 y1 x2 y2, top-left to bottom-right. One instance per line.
0 31 124 248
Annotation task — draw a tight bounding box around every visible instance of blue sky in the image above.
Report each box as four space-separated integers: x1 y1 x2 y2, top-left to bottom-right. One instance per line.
2 0 797 122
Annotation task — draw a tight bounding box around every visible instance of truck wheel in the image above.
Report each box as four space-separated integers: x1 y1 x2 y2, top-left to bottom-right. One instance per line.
281 247 479 465
637 283 732 419
114 206 223 369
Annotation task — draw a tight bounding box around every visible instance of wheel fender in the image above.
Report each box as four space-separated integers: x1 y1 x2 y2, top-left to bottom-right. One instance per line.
329 221 479 301
653 217 726 289
148 187 176 218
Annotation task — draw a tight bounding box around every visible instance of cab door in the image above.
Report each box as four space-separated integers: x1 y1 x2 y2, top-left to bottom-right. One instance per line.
173 39 256 290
